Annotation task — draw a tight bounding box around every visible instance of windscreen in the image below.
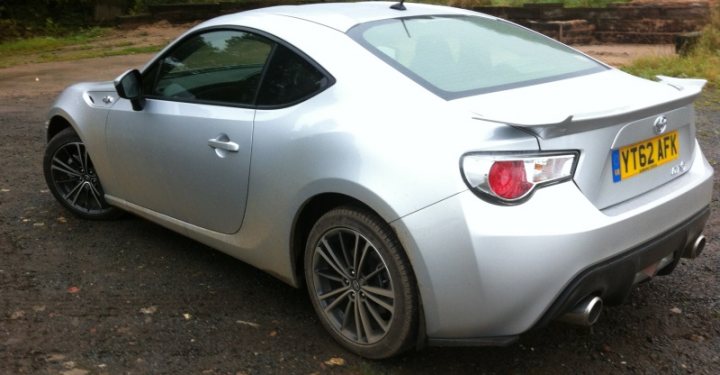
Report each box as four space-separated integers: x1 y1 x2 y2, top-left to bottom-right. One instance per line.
349 15 606 99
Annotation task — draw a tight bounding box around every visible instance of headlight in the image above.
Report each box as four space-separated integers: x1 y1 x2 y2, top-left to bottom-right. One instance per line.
461 152 578 204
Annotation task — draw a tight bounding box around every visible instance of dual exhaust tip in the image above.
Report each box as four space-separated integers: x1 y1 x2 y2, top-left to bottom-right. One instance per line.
558 234 707 327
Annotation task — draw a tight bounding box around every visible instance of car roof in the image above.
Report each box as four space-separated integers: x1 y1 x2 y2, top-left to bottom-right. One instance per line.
203 1 484 33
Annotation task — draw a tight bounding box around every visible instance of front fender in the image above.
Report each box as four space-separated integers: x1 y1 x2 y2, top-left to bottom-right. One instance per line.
46 82 118 196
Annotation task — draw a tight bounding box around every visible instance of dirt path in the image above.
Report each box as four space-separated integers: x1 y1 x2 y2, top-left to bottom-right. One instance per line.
1 46 718 374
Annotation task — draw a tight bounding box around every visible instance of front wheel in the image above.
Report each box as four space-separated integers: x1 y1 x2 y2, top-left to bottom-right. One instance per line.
305 207 419 359
43 128 121 220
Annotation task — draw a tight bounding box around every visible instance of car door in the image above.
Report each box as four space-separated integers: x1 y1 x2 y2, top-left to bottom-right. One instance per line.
106 29 275 234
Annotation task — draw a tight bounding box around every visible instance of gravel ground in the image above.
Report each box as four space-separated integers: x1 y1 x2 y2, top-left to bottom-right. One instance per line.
0 55 719 375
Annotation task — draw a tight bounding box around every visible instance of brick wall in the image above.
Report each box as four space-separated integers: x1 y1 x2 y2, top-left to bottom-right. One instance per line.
475 3 711 43
133 1 712 44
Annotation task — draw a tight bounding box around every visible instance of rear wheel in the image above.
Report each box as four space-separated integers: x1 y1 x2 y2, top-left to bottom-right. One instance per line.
305 206 418 359
43 128 120 220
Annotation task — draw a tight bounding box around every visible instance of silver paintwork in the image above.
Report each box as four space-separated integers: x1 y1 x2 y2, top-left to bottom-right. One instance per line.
393 145 711 338
46 2 714 343
105 98 254 234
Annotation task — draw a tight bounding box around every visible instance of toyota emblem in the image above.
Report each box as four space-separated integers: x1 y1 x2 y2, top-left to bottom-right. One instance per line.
653 115 668 135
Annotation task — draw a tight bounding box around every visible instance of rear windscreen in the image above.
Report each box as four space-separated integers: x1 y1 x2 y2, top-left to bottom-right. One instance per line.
349 15 606 99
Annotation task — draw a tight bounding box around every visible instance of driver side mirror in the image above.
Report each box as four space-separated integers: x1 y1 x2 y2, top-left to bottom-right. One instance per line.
114 69 145 111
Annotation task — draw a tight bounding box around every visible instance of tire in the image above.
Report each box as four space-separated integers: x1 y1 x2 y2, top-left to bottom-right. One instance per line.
43 127 121 220
305 206 419 359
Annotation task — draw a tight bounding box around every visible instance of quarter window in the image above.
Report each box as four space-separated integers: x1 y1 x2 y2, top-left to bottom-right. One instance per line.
257 44 329 106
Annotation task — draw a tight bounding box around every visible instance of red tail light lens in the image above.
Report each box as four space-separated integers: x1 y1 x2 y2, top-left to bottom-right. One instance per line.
461 152 577 204
488 161 533 199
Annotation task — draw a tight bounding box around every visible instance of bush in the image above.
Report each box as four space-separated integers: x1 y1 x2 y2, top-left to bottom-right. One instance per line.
0 0 95 40
0 19 21 41
694 7 720 55
624 3 720 87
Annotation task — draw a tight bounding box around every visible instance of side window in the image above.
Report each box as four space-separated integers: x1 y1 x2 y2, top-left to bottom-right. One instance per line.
149 30 274 106
257 44 329 106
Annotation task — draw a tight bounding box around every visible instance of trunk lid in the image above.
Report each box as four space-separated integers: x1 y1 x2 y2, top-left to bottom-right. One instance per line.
453 70 705 210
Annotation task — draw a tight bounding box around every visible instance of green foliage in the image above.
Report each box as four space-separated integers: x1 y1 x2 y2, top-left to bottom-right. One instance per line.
694 8 720 56
624 3 720 87
0 0 96 40
130 0 150 15
0 19 21 40
0 0 95 26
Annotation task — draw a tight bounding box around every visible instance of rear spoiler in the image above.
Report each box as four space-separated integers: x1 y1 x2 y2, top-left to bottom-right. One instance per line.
472 76 706 139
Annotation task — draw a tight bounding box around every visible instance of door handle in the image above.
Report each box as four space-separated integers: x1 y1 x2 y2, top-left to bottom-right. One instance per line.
208 137 239 152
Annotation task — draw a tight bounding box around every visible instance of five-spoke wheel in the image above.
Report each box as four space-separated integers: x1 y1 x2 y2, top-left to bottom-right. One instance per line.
305 207 418 358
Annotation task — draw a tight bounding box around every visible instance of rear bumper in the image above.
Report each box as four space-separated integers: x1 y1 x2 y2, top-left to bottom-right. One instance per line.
530 205 709 330
392 142 713 342
425 205 709 347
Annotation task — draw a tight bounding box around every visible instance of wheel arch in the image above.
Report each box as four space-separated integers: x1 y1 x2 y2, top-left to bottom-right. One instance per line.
290 191 427 353
290 193 377 285
46 114 75 143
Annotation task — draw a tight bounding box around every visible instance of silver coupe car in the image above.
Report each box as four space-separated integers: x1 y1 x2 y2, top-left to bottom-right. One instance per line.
43 1 713 358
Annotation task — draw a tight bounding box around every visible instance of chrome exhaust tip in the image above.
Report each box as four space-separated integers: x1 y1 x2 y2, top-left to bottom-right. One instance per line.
558 296 603 326
683 235 706 259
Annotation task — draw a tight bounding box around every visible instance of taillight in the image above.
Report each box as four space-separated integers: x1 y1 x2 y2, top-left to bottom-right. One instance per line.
488 161 533 199
461 152 577 204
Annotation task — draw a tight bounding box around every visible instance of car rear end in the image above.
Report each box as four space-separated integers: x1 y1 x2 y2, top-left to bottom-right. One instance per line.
397 81 713 340
348 11 714 342
454 71 714 334
394 146 711 342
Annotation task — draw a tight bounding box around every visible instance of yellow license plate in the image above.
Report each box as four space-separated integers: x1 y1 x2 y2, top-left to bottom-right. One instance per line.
611 130 679 183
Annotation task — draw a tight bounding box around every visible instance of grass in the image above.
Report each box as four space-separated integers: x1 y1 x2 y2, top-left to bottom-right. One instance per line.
0 27 165 68
697 86 720 110
623 54 720 88
623 28 720 89
36 45 163 61
0 27 107 55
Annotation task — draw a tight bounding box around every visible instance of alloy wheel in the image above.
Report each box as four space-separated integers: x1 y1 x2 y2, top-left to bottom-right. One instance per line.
311 227 396 345
49 142 108 214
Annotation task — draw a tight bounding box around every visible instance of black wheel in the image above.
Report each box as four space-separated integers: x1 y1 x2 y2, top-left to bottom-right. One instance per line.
305 206 419 359
43 128 121 220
